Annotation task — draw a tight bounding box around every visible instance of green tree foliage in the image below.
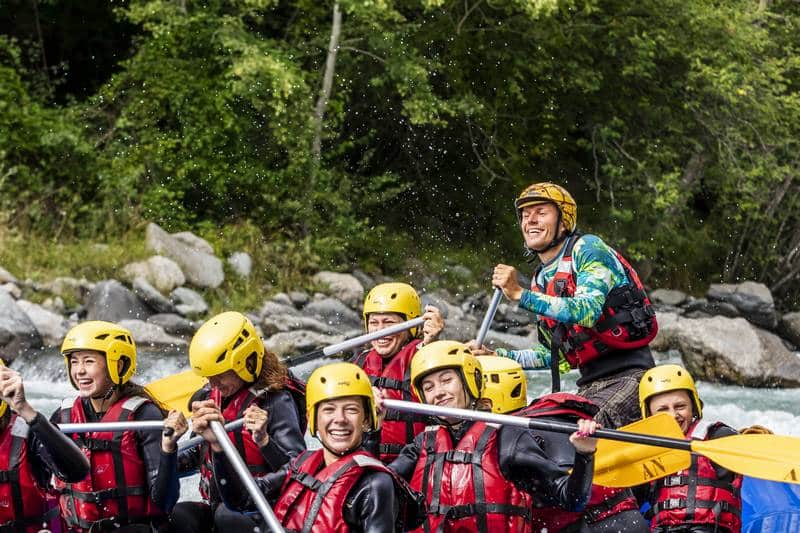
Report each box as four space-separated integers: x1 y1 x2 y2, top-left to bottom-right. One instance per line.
2 0 800 304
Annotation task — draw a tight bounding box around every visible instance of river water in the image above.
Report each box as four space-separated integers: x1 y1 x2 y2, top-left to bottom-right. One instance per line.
15 346 800 502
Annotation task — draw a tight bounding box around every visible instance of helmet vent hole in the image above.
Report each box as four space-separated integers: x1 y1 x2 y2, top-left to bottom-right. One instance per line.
448 348 459 355
320 377 327 383
233 337 244 349
95 334 110 340
677 371 683 376
215 350 227 364
355 373 361 380
511 383 522 398
241 329 250 338
491 374 500 383
390 293 398 299
114 334 127 342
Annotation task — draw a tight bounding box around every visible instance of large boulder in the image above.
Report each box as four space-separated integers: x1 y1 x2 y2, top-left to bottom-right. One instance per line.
259 301 301 319
118 319 187 347
133 278 177 314
39 277 95 302
0 291 43 357
170 287 208 317
147 313 198 337
650 288 688 307
85 280 152 322
16 300 69 346
145 223 224 289
779 311 800 348
312 272 364 309
261 315 339 337
706 281 777 329
121 256 185 293
303 298 362 328
0 282 21 299
172 231 214 254
441 317 480 343
655 314 800 387
481 330 538 351
265 330 345 358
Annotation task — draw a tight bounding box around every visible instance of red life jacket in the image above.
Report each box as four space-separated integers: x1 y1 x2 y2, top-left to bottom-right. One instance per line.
54 396 164 531
517 393 639 531
0 415 59 532
199 385 272 502
532 233 658 368
650 421 742 532
409 421 533 533
352 339 427 462
274 449 415 532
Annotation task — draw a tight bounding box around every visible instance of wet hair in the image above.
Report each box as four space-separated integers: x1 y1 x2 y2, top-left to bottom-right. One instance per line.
249 349 289 392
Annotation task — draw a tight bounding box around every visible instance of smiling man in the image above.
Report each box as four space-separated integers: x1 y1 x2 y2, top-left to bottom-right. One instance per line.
350 282 445 462
485 182 658 429
199 362 423 532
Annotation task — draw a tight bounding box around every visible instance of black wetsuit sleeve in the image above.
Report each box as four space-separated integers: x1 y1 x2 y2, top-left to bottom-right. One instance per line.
135 403 180 512
343 471 398 533
258 391 306 470
388 433 424 481
27 411 90 484
499 425 593 511
211 450 286 511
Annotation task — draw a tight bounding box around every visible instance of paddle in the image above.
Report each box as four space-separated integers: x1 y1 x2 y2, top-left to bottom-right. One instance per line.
211 420 284 532
179 418 244 451
383 399 800 486
475 288 503 347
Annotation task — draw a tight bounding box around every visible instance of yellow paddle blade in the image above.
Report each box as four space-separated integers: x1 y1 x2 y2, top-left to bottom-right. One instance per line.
692 434 800 485
145 370 207 416
594 413 691 488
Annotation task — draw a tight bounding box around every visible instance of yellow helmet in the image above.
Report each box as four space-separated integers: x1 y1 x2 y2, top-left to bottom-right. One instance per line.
189 312 264 383
363 282 422 336
515 182 577 233
478 356 527 414
0 359 7 418
639 364 703 419
306 362 377 435
61 321 137 387
411 341 482 403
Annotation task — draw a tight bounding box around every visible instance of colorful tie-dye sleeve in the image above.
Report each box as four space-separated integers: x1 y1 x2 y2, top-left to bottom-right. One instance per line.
499 235 629 370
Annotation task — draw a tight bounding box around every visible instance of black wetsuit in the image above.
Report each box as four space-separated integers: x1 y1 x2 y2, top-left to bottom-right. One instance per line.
170 387 305 533
212 448 408 532
13 411 90 486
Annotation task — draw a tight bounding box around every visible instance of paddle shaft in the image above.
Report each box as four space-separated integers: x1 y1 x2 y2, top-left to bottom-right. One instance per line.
211 421 284 532
476 288 503 346
382 399 693 451
179 419 245 451
59 421 166 433
287 317 425 366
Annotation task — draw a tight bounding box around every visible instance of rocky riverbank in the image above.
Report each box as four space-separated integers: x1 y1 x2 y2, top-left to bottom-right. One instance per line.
1 223 799 388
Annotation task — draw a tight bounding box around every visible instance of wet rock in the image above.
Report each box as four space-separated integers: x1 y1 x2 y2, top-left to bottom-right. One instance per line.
303 298 361 328
441 317 480 342
480 330 538 351
259 301 301 319
147 313 198 337
683 298 740 318
288 291 310 307
170 287 208 317
133 278 177 314
706 281 777 329
16 300 69 346
0 266 18 284
0 291 43 357
227 252 252 278
86 280 152 322
312 272 364 309
262 315 339 337
121 255 185 293
655 314 800 387
421 291 462 321
146 223 224 289
351 269 376 292
495 302 535 327
650 288 688 307
118 319 187 347
265 330 345 358
42 296 65 314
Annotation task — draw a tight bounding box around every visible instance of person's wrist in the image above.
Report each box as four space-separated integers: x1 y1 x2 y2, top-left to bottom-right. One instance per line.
162 440 177 453
17 403 38 424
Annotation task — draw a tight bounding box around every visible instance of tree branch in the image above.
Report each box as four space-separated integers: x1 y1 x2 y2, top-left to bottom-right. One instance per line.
312 1 342 163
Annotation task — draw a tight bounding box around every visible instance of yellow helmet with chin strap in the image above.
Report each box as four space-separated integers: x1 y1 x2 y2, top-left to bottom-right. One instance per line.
61 321 137 387
515 182 578 233
363 282 422 337
189 312 264 383
478 356 527 414
639 364 703 419
306 362 377 435
411 341 482 403
0 359 7 418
